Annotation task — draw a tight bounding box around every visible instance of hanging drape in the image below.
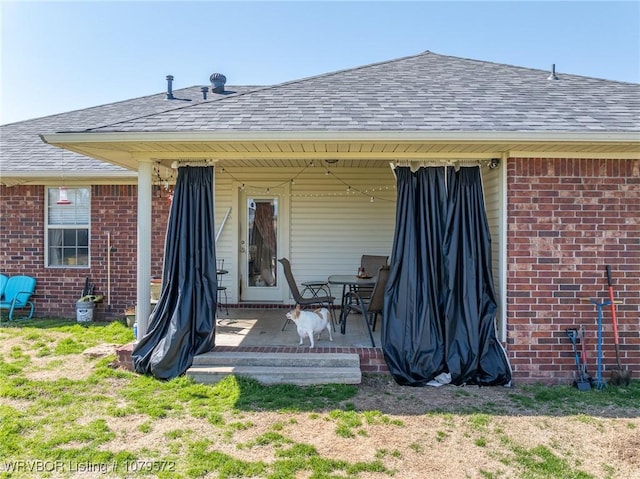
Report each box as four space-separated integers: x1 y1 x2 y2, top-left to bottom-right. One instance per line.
443 167 511 386
132 166 217 380
382 167 448 385
382 165 511 387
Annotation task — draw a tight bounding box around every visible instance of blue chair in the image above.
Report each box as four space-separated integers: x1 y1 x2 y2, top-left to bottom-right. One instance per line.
0 274 8 300
0 275 36 320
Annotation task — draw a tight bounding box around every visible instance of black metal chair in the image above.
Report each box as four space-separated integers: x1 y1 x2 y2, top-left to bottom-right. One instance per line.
341 265 389 347
278 258 337 331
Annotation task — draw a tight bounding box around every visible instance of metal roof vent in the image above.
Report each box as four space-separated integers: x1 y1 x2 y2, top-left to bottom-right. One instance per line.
547 64 559 81
210 73 227 93
166 75 175 99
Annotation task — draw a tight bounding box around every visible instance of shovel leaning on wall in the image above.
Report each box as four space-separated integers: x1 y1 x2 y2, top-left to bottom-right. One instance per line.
605 266 631 386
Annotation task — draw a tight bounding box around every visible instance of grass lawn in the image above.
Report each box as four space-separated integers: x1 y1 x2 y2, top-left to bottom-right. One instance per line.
1 318 638 478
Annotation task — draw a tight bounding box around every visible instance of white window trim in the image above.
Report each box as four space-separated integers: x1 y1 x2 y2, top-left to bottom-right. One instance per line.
45 186 91 268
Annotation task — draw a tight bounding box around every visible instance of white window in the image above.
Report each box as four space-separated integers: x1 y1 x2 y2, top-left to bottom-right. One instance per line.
46 187 90 267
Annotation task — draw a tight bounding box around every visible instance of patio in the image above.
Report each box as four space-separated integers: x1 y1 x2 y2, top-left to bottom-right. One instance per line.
215 306 381 349
116 306 388 375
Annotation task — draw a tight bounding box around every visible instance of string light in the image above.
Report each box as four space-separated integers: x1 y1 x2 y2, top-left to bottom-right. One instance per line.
154 163 176 204
218 161 395 202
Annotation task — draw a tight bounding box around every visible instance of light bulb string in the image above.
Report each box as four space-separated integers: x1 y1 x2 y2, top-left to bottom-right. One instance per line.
219 162 395 203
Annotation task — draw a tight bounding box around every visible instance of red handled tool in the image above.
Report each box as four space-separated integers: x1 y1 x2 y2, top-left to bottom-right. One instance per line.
605 265 631 386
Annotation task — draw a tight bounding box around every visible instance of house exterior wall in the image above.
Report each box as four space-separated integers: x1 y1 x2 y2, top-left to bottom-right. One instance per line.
7 159 636 385
0 184 170 320
506 157 639 384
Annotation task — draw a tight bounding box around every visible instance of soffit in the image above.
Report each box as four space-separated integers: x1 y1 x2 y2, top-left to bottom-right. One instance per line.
50 138 640 170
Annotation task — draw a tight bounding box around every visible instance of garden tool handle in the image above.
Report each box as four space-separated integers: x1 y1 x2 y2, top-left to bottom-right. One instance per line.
605 265 620 345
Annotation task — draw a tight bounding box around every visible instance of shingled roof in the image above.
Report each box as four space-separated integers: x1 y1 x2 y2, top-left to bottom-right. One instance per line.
86 51 640 134
2 51 639 184
0 84 258 183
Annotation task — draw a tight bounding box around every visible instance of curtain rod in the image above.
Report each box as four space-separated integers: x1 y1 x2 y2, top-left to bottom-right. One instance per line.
389 159 500 173
170 159 218 168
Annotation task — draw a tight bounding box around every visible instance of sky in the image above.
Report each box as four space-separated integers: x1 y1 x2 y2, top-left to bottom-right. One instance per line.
1 0 639 125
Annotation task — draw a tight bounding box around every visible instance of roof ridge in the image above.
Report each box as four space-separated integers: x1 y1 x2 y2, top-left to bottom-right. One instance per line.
427 51 640 85
85 51 435 132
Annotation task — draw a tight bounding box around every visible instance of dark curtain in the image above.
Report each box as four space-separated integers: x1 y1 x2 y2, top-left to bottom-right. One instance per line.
382 165 511 387
443 167 511 386
132 166 217 380
382 167 448 385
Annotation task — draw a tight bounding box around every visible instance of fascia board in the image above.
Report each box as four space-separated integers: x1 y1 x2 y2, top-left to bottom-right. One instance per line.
41 131 640 144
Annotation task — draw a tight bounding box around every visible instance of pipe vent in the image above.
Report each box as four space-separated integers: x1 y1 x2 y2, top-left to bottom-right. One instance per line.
166 75 175 99
547 64 559 81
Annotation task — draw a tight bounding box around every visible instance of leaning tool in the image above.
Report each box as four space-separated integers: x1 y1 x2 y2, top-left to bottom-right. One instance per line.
566 328 591 391
605 266 631 386
578 325 593 386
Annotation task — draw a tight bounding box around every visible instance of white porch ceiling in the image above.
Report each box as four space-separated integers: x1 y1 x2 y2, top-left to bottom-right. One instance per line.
41 132 640 171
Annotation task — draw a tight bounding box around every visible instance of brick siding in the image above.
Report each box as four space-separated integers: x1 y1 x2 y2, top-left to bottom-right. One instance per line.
507 158 639 384
0 184 170 320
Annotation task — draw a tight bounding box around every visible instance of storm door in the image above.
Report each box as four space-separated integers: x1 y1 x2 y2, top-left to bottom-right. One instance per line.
239 188 287 302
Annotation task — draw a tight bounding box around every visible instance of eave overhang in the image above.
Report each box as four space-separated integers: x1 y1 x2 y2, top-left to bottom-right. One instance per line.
40 130 640 171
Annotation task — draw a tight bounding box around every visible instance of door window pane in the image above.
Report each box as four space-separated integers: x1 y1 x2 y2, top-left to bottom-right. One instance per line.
247 198 277 287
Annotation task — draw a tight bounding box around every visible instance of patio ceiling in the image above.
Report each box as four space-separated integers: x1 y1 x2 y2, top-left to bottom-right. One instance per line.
41 131 640 171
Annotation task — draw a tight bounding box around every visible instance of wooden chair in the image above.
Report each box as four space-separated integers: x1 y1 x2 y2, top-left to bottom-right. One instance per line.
340 265 389 347
0 275 36 321
278 258 336 331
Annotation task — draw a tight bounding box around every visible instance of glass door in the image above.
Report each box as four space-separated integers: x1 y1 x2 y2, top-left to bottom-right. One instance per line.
240 191 284 302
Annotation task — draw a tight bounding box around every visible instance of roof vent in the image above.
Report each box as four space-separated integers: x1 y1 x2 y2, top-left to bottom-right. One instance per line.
547 64 559 81
166 75 175 99
200 86 209 100
210 73 227 93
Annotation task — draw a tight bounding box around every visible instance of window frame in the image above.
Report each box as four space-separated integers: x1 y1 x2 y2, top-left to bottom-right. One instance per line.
45 186 91 268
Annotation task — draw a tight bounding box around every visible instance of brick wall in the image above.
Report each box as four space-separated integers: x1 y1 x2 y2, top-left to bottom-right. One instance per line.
507 158 639 384
0 184 171 320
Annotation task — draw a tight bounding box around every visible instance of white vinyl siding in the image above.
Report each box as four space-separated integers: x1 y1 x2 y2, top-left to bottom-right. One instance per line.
217 165 396 303
482 164 506 341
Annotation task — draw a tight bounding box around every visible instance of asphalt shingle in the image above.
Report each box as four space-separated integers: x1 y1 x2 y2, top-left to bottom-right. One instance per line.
2 51 638 179
86 52 640 134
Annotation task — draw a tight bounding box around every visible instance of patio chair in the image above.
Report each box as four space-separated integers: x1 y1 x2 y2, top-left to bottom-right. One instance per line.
0 275 36 321
340 265 389 347
356 255 388 299
0 274 8 300
278 258 337 331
